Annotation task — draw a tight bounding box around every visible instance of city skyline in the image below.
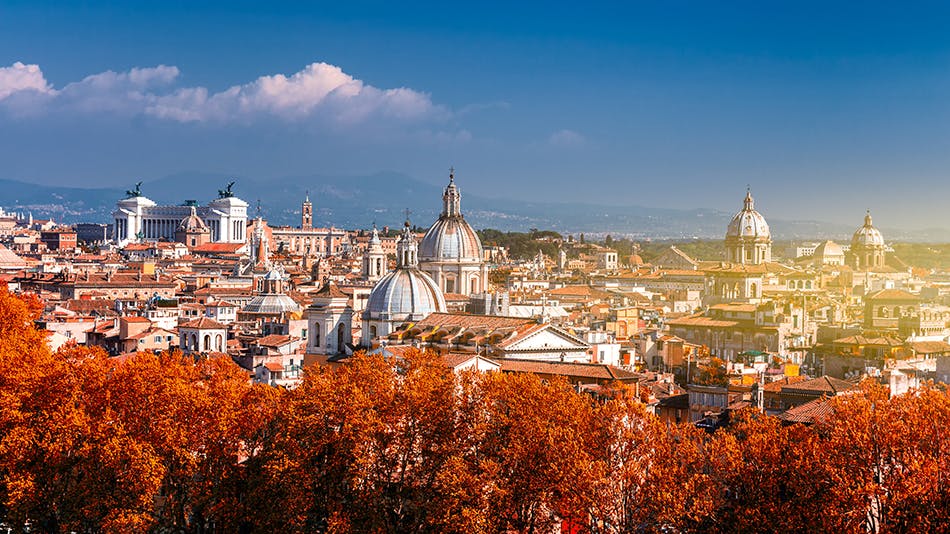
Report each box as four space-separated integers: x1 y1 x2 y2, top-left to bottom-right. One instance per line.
2 1 950 229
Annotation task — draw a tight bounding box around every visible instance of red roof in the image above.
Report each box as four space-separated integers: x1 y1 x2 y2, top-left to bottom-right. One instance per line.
179 317 227 330
779 397 835 425
191 242 246 254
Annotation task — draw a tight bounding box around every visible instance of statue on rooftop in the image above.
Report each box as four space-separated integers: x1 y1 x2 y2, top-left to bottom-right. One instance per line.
125 181 143 198
218 181 236 198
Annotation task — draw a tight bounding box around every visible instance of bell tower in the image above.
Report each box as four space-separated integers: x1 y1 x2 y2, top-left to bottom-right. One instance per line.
302 193 313 230
363 224 387 282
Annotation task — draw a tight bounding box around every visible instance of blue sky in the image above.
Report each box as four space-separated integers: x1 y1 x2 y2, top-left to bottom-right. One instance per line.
1 1 950 228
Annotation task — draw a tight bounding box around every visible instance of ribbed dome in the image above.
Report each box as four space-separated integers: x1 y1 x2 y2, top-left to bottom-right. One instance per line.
814 240 844 257
852 210 884 247
726 190 770 241
365 267 446 319
178 207 209 232
243 294 301 315
419 218 483 262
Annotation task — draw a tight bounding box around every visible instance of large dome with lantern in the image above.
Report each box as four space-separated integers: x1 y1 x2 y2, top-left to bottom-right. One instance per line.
419 172 484 263
726 189 771 242
851 210 885 248
724 189 772 265
417 170 490 296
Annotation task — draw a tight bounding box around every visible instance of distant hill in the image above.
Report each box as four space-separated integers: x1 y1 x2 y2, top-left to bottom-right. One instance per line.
1 173 948 241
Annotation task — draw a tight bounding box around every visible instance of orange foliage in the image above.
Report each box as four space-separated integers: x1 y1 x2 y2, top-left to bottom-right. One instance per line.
5 287 950 532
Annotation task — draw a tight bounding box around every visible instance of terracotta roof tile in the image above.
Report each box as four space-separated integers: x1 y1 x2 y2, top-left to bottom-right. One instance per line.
179 317 227 329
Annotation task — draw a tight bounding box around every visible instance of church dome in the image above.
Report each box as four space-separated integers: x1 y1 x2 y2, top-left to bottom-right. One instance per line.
365 267 446 320
419 218 483 262
418 172 484 263
852 210 885 247
243 293 302 315
243 267 301 315
726 189 770 242
178 207 209 233
814 240 844 258
366 219 446 320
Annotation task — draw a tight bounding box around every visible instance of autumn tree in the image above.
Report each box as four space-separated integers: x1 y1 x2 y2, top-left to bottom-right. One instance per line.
0 288 281 532
818 381 950 533
244 349 467 533
694 357 729 386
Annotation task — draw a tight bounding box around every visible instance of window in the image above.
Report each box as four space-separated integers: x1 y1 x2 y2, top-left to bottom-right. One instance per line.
154 336 162 343
313 323 321 348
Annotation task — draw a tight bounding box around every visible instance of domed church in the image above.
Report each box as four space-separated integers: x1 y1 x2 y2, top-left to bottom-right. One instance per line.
418 170 489 296
724 188 772 265
362 220 447 345
849 210 886 270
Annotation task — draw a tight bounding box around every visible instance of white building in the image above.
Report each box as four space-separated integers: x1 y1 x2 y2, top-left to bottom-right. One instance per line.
112 183 248 247
307 282 355 356
178 317 228 354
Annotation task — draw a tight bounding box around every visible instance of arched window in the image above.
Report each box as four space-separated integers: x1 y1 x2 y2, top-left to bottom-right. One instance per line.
313 323 321 348
190 333 198 350
203 334 211 351
370 325 377 339
880 307 889 318
215 334 223 352
376 258 382 275
470 276 479 294
337 323 346 354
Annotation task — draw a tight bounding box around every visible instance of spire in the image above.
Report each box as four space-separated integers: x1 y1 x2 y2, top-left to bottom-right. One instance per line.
864 209 873 227
442 168 462 218
369 222 381 246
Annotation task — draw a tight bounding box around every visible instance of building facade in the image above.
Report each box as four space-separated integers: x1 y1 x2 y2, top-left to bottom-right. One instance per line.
112 184 248 246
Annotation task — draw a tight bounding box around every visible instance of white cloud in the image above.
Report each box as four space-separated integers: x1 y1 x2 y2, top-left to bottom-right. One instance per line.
548 129 586 147
0 61 441 125
0 62 53 100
